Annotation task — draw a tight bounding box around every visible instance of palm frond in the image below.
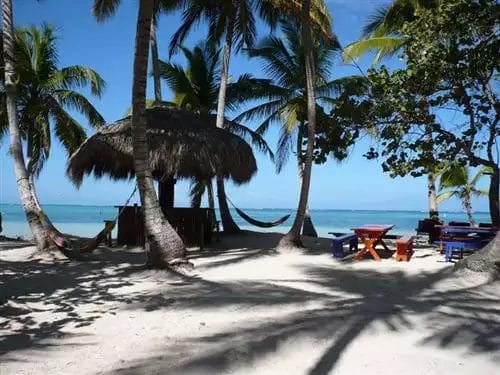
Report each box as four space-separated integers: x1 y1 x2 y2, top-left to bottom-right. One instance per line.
52 90 105 128
50 102 87 155
275 127 294 173
48 66 106 97
471 166 492 186
92 0 121 22
362 4 391 37
226 120 274 161
439 164 468 190
169 3 205 57
342 36 406 63
436 190 457 205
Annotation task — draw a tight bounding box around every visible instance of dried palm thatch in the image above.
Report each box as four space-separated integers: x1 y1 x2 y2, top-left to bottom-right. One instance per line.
67 107 257 186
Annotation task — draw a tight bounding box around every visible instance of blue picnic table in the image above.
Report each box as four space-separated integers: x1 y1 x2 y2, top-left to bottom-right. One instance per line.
438 226 497 262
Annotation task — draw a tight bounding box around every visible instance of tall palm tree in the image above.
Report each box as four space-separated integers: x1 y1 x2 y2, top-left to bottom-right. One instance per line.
6 25 105 185
343 0 441 220
236 20 363 238
160 42 273 209
279 0 316 247
170 0 261 233
93 0 188 269
170 0 332 234
437 164 489 226
1 0 47 249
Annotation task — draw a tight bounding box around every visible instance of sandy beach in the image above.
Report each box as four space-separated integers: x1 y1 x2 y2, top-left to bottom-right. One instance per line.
1 231 499 375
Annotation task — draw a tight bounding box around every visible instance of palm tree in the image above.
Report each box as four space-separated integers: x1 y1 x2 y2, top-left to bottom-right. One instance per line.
93 0 188 269
169 0 332 234
1 15 105 250
437 164 489 226
169 0 261 233
1 0 48 249
343 0 441 220
7 25 105 187
160 42 273 210
236 20 363 239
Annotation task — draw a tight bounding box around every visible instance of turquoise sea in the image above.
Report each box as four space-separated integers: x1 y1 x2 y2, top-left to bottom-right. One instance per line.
0 204 491 240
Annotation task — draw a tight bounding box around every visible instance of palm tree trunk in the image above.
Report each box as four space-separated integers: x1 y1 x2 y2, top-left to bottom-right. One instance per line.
150 15 162 104
216 176 240 233
214 13 240 234
462 193 476 226
131 0 186 268
455 231 500 277
297 125 317 237
279 0 316 248
425 125 439 219
2 0 47 250
427 172 439 218
488 167 499 227
25 126 49 248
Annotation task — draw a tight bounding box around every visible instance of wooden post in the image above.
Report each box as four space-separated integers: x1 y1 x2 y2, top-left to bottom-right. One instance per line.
158 176 175 213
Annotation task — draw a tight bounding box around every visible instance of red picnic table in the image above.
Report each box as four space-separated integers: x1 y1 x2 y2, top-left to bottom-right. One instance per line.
352 224 395 261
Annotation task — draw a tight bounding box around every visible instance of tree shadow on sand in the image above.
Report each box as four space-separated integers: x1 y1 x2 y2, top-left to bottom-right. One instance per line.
103 264 500 374
0 246 153 357
1 238 499 374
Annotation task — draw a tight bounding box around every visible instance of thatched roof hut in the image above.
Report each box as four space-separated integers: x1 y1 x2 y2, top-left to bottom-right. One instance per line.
67 107 257 186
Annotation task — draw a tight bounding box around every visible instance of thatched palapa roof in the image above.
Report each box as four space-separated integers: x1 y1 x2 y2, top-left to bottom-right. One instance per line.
67 107 257 186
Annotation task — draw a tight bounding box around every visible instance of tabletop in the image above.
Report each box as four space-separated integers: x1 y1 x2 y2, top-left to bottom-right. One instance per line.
352 224 395 232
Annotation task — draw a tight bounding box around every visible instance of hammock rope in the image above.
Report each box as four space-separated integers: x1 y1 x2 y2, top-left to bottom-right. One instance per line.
40 184 139 254
226 197 290 228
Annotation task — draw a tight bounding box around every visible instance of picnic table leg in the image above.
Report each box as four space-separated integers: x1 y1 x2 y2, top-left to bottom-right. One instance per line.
379 239 390 252
355 237 381 261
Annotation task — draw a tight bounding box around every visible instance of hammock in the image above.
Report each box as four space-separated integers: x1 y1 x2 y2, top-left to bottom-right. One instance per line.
227 197 290 228
40 211 115 253
39 185 138 253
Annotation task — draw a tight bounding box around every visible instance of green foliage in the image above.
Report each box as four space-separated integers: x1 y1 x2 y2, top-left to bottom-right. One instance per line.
343 0 438 64
159 41 274 205
234 20 364 171
360 0 499 178
169 0 333 57
436 163 488 223
0 25 105 176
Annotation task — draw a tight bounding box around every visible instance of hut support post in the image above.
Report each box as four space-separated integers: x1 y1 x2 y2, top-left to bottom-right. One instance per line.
159 176 175 211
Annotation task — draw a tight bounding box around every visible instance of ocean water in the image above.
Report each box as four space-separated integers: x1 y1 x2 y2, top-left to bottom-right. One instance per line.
0 203 491 240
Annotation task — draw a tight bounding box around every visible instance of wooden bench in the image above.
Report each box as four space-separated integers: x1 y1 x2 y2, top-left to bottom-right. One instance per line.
329 233 358 258
395 236 414 261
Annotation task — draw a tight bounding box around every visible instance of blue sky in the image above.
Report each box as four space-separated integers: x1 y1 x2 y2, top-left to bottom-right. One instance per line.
0 0 490 212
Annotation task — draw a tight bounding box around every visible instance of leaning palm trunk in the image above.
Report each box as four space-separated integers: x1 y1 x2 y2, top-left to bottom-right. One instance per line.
2 0 48 250
150 15 162 104
131 0 186 268
455 169 500 278
425 125 439 219
214 13 240 234
297 126 317 237
279 0 316 248
216 176 240 233
455 231 500 278
427 172 438 218
462 194 476 226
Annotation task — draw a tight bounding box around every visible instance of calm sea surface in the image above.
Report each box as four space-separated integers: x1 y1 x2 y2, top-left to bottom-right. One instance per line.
0 204 491 239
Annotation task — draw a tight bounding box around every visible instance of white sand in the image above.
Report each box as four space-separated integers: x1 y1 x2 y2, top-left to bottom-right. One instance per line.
0 232 499 375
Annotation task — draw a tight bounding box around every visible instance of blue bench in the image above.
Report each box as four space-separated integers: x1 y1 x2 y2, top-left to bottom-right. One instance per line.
329 232 358 258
